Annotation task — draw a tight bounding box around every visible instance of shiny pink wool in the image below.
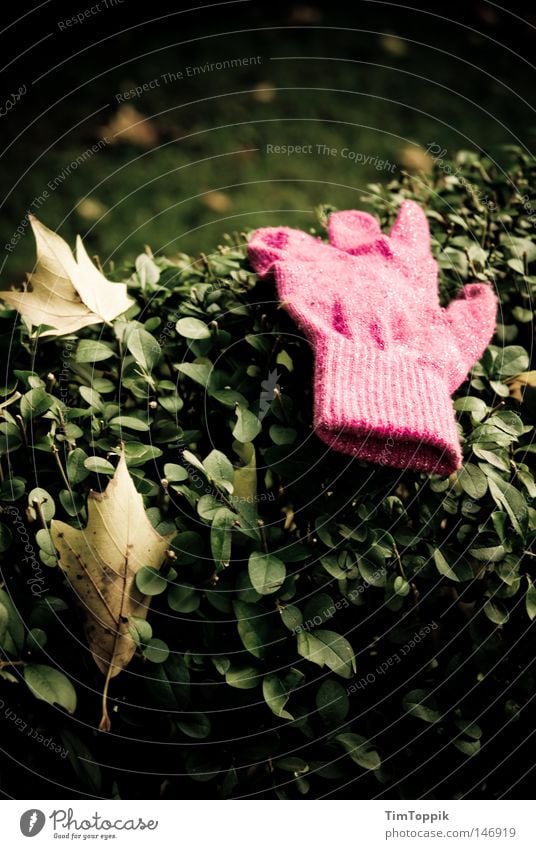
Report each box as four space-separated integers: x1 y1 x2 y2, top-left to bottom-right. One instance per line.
247 200 497 475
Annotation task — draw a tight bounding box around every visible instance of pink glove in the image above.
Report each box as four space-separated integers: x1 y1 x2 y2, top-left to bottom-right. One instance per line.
248 201 497 475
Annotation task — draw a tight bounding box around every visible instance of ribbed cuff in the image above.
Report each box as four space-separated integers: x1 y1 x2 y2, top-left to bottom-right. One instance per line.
313 333 462 475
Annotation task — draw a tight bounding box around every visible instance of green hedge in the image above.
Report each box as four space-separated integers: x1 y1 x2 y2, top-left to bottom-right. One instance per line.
0 146 535 799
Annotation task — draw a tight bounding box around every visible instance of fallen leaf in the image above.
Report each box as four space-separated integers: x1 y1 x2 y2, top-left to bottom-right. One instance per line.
100 104 159 148
50 453 173 730
506 371 536 402
251 82 276 103
76 197 108 222
380 33 409 56
0 217 133 337
288 6 322 24
201 191 232 212
399 146 433 173
507 371 536 420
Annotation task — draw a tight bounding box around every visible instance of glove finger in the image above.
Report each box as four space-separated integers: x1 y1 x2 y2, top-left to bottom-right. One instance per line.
248 226 330 277
389 200 431 256
328 210 382 253
444 282 497 391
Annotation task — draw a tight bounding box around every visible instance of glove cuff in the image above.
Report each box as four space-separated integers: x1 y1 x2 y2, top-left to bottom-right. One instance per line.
313 333 462 475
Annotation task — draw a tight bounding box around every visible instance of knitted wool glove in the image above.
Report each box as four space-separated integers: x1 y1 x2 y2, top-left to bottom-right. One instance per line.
248 200 497 475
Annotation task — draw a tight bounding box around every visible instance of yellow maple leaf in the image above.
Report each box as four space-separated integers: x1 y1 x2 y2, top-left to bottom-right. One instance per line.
51 454 174 730
1 216 133 336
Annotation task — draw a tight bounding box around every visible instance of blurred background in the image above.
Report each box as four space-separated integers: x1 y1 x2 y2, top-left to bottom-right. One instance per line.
1 0 535 278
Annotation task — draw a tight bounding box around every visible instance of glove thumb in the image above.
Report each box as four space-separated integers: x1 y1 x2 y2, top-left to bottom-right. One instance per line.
444 282 497 391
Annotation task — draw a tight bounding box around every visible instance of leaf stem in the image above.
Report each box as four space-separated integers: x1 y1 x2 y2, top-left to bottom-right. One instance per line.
51 444 72 494
99 664 113 732
257 519 269 554
393 543 407 580
32 497 48 531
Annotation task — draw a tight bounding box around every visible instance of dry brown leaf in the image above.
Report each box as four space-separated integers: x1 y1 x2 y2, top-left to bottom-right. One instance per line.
201 190 232 213
380 33 409 56
100 104 159 148
0 216 133 337
251 82 277 103
506 371 536 402
76 197 108 222
50 454 174 730
399 146 433 173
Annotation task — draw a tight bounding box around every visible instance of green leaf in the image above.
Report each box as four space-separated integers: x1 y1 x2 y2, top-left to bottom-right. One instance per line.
336 733 381 771
84 456 116 475
204 450 234 489
453 738 481 756
316 679 350 726
486 411 525 437
109 415 150 432
248 551 286 595
0 605 9 658
197 494 226 521
526 577 536 621
263 674 294 719
0 476 25 500
469 544 505 563
402 688 441 723
280 604 303 632
135 253 160 287
297 629 355 679
433 548 473 582
136 565 167 596
225 664 261 690
163 463 189 482
79 385 104 411
495 345 529 378
142 638 170 663
24 664 77 714
0 521 13 553
75 339 115 363
129 616 153 646
483 599 509 625
457 463 487 500
28 487 55 522
453 397 488 420
211 389 248 408
168 583 200 613
59 489 86 516
234 601 270 659
67 448 90 484
393 576 411 596
176 317 211 340
177 713 211 739
126 326 162 371
0 422 22 455
269 425 297 445
122 442 162 467
263 669 304 720
0 589 24 654
170 531 204 565
176 360 213 388
20 388 53 420
36 528 56 557
211 507 234 569
233 405 261 442
149 656 190 710
488 477 528 537
320 553 349 580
